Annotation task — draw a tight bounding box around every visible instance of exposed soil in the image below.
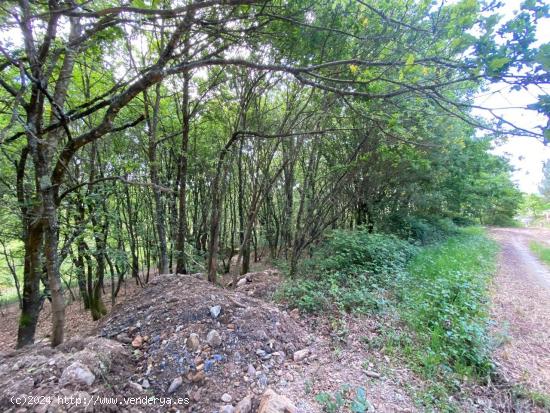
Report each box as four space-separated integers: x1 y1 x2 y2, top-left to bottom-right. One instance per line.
0 277 146 352
489 228 550 396
0 269 421 412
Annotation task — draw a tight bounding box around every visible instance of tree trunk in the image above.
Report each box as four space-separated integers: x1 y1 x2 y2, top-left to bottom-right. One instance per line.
16 223 44 348
175 72 190 274
144 85 169 275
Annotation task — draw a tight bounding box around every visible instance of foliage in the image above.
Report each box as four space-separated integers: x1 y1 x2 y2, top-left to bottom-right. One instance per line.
380 215 458 245
315 230 418 278
277 230 417 313
280 226 500 410
398 228 498 379
529 241 550 266
316 385 372 413
540 160 550 201
0 0 539 346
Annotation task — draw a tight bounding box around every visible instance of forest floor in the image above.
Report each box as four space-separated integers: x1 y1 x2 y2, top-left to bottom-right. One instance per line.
489 228 550 396
0 228 549 412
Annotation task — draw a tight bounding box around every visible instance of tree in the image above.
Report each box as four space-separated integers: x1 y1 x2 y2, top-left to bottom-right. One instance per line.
540 160 550 201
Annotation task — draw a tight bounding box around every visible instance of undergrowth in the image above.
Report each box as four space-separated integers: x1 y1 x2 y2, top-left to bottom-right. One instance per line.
276 229 417 313
277 226 501 411
399 227 498 378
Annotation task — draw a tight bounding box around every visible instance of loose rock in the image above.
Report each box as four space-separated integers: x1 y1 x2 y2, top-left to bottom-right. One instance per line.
221 393 232 403
167 376 183 393
206 330 222 348
235 395 253 413
186 333 200 351
131 335 143 348
60 362 96 387
210 305 222 318
116 332 132 344
292 349 309 362
128 381 143 392
364 370 381 378
258 389 297 413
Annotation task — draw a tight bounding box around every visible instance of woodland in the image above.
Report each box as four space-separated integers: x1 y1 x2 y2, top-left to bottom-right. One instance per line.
0 0 548 355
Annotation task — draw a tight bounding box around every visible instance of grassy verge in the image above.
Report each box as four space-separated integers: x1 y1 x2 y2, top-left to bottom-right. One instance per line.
399 227 498 378
529 241 550 266
395 228 499 409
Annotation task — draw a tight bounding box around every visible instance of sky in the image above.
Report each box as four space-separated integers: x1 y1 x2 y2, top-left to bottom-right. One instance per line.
476 0 550 194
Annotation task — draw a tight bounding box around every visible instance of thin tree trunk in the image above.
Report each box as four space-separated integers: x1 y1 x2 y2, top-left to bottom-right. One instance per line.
175 71 190 274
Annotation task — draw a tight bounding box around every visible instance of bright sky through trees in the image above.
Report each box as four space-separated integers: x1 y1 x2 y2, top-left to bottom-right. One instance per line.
476 0 550 193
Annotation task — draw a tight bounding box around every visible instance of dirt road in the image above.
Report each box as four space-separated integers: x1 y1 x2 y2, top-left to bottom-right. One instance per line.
489 227 550 395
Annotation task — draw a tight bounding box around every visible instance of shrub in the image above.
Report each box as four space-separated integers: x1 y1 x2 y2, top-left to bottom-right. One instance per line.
277 229 417 313
317 230 417 278
380 214 458 245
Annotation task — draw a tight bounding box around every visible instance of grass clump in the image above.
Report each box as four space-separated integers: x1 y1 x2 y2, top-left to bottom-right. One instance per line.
529 241 550 266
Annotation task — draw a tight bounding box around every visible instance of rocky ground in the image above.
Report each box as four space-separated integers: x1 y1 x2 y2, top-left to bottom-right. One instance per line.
0 270 422 413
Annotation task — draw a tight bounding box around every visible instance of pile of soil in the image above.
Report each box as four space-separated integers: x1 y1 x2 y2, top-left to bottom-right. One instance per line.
0 278 146 352
98 271 309 412
0 336 140 412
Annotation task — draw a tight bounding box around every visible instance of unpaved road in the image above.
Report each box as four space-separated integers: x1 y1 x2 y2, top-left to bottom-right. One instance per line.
489 227 550 395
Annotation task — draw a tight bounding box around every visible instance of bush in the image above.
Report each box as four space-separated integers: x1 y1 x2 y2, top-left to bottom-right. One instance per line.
380 214 458 245
317 230 417 278
277 229 417 313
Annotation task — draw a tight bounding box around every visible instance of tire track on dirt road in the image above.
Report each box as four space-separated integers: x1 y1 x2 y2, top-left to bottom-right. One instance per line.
489 228 550 396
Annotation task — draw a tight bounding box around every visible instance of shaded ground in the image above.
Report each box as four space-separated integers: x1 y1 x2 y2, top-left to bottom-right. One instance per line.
489 228 550 396
0 277 145 352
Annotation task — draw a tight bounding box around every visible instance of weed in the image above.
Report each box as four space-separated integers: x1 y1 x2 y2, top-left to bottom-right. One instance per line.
316 385 373 413
276 229 417 314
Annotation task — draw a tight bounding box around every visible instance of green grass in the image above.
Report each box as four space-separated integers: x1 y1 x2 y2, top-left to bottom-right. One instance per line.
399 227 498 378
512 386 550 410
277 227 540 410
529 241 550 266
394 227 499 410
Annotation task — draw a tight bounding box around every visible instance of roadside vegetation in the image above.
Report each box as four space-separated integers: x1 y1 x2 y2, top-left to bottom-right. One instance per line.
278 224 501 411
529 241 550 266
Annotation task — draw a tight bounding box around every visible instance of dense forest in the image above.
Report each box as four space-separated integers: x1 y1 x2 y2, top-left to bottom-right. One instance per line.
0 0 548 355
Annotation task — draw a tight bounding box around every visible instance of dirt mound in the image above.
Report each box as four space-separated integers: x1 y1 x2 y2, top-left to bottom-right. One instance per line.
0 336 139 412
232 269 282 300
97 272 308 412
